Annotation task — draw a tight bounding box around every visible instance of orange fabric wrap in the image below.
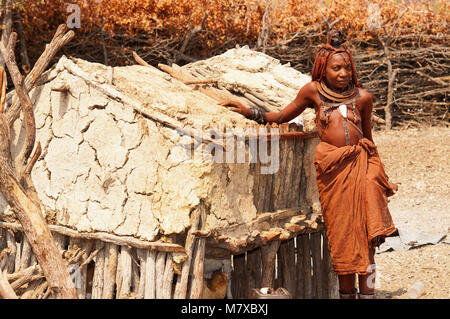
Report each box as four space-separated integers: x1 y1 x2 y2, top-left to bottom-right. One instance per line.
314 137 397 275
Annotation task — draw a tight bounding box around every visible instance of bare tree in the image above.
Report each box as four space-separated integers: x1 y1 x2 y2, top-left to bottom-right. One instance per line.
371 7 408 130
0 24 77 299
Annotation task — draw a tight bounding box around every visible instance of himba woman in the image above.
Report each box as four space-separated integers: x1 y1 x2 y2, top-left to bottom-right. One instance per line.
219 30 398 299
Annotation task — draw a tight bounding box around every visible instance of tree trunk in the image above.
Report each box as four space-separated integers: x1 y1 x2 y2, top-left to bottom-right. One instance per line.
0 158 77 298
0 25 77 298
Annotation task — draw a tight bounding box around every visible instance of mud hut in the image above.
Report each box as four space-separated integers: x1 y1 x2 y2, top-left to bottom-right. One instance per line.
0 46 337 299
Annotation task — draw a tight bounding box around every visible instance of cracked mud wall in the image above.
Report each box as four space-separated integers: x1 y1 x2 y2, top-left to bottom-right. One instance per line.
0 56 265 242
0 48 320 245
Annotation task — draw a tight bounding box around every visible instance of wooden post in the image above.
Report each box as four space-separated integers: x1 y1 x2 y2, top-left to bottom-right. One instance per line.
189 236 206 299
280 125 294 208
300 234 313 298
246 248 262 296
131 248 139 297
272 125 287 210
19 237 32 271
102 243 118 299
323 233 339 299
250 144 262 212
21 277 43 299
118 245 132 298
295 236 304 298
263 125 275 211
320 232 330 298
155 251 166 299
290 139 304 208
136 249 146 299
0 229 5 251
5 230 16 274
82 240 93 299
260 240 280 288
77 240 92 299
91 240 105 299
0 229 5 270
231 253 246 299
14 238 21 273
174 205 202 299
278 239 296 296
162 253 174 299
188 203 207 299
144 250 156 299
311 232 322 299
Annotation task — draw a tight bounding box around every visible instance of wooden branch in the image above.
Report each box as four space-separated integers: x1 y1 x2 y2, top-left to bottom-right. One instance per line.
257 2 271 53
189 202 207 299
321 15 341 30
6 24 75 126
10 264 38 290
0 222 186 253
0 67 5 113
0 32 36 180
102 243 118 299
260 240 280 288
161 252 174 299
415 70 448 86
184 79 218 85
194 208 308 238
0 28 77 298
117 246 132 298
144 250 156 299
7 263 39 282
157 62 256 113
0 269 17 299
132 51 151 67
4 230 15 273
15 10 31 74
154 251 165 299
175 13 207 64
174 205 202 298
0 0 12 69
372 113 385 125
386 8 408 46
91 240 105 298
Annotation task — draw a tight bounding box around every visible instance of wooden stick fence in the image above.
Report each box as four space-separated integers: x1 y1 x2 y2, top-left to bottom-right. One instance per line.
231 230 339 299
0 116 324 299
0 226 202 299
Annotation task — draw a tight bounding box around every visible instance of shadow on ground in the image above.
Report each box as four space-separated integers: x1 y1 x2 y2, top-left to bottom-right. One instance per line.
376 288 408 299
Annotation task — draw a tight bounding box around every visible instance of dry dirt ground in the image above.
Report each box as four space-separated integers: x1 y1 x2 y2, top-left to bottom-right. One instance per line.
370 124 449 299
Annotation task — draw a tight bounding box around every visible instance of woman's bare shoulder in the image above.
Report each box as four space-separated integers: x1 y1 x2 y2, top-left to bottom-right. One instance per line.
357 87 374 103
297 81 319 101
304 81 319 93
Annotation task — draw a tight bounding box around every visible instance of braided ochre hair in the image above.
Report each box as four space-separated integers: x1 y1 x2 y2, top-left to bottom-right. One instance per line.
311 30 361 88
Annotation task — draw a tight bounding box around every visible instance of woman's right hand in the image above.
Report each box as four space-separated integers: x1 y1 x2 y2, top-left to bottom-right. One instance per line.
218 100 252 118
